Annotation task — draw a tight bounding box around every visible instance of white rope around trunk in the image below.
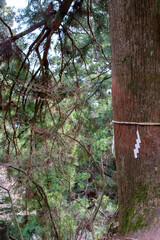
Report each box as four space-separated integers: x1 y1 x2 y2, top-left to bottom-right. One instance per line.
112 120 160 126
112 120 160 158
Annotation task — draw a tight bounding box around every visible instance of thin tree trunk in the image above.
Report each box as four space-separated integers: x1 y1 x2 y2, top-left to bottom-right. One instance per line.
109 0 160 233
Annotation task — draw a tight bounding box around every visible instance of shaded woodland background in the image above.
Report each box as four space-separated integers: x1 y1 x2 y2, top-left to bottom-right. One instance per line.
0 0 117 239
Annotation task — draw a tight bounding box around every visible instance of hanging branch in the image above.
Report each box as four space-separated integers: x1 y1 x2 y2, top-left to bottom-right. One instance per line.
34 0 74 72
0 17 13 38
61 132 105 180
8 166 60 240
86 3 109 61
0 186 24 240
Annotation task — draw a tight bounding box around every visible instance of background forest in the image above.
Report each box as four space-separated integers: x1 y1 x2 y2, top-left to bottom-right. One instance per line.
0 0 117 239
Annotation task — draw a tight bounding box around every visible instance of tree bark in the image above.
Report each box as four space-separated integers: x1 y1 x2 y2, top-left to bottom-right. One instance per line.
109 0 160 233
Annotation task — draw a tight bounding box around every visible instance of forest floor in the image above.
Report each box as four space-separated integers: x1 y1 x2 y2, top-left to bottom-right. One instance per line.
98 235 138 240
98 236 151 240
99 230 160 240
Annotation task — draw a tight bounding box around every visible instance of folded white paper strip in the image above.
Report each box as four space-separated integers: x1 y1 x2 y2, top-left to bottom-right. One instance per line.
133 129 141 158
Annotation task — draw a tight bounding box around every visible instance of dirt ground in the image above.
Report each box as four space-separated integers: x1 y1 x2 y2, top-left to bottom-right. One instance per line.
98 230 160 240
98 235 137 240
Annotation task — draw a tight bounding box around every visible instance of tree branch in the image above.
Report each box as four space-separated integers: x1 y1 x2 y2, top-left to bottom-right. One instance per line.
8 166 60 240
0 186 24 240
12 0 74 42
34 0 74 50
13 19 47 41
0 17 13 38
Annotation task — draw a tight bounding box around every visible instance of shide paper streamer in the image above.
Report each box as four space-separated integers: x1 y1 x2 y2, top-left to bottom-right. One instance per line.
112 120 160 159
133 129 141 158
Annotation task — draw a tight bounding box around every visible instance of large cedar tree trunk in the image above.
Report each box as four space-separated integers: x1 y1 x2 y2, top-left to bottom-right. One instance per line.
109 0 160 233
